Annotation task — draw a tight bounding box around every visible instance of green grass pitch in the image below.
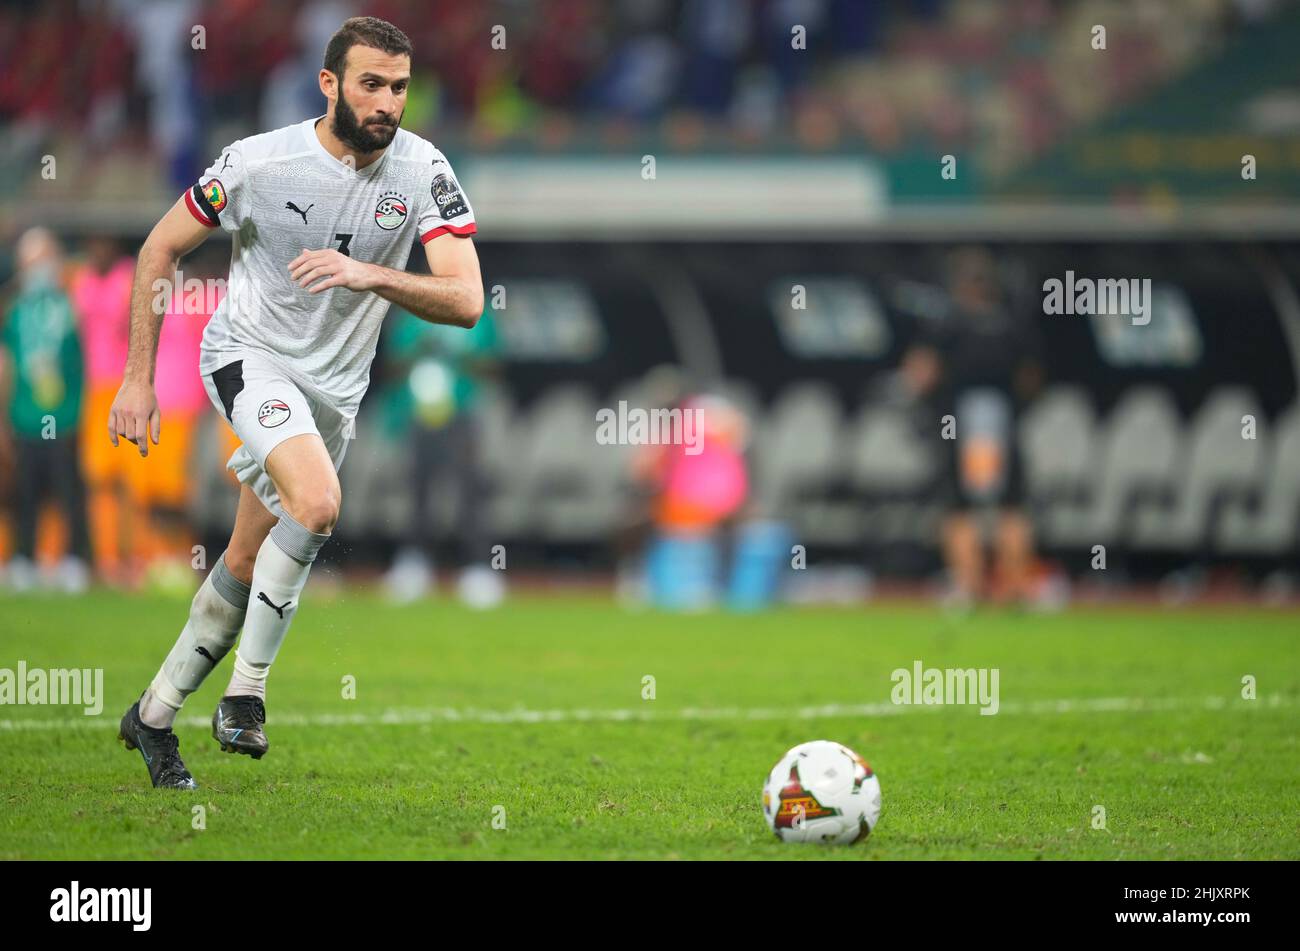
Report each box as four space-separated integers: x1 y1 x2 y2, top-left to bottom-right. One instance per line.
1 589 1296 859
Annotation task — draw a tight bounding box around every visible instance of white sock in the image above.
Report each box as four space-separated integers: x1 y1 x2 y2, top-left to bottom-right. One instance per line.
226 651 269 700
140 552 250 729
223 512 329 699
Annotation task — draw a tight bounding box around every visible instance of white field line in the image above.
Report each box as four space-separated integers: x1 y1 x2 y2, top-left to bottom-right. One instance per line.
0 694 1291 732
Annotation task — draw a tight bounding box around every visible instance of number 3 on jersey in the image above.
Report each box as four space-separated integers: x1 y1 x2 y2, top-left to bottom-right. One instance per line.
334 233 353 257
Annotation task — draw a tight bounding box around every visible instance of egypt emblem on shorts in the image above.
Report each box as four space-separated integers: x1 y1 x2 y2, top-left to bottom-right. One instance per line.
258 398 291 428
374 191 408 230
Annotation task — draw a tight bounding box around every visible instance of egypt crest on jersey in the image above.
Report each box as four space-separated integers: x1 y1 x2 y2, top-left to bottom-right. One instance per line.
374 192 408 230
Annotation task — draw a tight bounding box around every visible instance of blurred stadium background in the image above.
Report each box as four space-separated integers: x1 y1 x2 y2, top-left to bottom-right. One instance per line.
2 0 1300 608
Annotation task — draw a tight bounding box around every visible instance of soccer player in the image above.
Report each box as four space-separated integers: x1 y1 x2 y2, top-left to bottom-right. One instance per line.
109 17 483 788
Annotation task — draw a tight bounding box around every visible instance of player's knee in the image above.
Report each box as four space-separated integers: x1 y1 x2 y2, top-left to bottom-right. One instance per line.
287 487 341 534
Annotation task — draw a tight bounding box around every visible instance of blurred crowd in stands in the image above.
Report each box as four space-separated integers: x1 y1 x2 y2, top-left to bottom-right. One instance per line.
1 0 1284 200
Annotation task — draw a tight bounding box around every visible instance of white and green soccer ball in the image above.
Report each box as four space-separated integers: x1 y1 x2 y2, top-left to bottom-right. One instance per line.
762 740 882 845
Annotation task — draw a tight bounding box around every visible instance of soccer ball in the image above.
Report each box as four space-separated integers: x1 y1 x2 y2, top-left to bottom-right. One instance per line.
762 740 882 844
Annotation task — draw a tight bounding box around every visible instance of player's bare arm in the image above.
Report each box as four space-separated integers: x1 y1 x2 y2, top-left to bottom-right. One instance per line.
108 196 214 455
286 231 483 328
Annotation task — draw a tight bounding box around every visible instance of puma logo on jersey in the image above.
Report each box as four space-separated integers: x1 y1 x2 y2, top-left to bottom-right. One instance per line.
220 152 234 172
258 592 291 619
286 201 314 224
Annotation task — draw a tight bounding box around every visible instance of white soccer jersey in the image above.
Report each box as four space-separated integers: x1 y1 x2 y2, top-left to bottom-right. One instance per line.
186 115 477 417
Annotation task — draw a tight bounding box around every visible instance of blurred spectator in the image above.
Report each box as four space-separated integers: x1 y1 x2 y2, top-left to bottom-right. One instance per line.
72 234 134 585
261 1 358 132
518 0 605 109
629 390 753 610
901 246 1044 607
379 304 501 606
647 394 749 535
0 0 1257 194
122 248 216 591
111 0 201 191
0 227 90 592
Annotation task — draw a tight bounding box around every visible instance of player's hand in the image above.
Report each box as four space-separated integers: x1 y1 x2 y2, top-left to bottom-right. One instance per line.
108 378 161 457
288 248 376 294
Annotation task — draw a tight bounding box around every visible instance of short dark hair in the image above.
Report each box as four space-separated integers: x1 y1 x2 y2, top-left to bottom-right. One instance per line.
323 17 413 81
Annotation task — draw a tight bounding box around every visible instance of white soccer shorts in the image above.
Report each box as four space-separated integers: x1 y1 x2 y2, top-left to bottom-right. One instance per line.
202 350 353 519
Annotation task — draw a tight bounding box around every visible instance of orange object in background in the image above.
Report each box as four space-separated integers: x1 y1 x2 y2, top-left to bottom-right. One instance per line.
123 412 200 568
80 383 134 581
123 414 196 508
72 251 134 583
65 252 225 585
78 384 201 584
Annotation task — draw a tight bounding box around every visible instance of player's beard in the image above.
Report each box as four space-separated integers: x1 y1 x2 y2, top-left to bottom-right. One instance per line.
332 91 401 153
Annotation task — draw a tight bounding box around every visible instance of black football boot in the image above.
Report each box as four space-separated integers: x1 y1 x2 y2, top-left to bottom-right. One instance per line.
118 697 198 790
212 695 269 759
